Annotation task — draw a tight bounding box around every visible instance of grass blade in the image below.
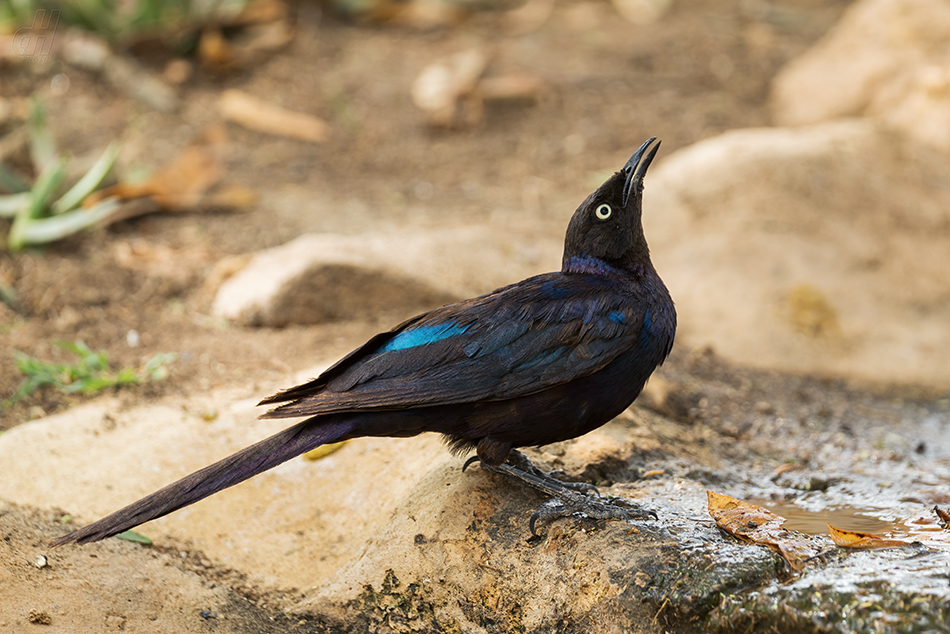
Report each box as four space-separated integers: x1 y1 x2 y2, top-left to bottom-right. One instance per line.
9 197 120 249
28 98 58 173
0 192 30 218
8 158 67 250
51 141 120 214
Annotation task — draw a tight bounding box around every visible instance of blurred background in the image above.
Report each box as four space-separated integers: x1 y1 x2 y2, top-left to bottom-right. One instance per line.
3 2 950 630
1 0 948 421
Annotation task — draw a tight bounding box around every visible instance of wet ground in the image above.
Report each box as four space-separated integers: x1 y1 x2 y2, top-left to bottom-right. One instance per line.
607 350 950 632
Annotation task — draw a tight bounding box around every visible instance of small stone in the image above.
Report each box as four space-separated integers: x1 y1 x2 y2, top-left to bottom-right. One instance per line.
28 610 51 625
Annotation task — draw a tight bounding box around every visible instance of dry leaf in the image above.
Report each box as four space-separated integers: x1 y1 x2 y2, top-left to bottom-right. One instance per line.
772 462 798 476
302 441 348 461
201 21 294 69
199 28 234 67
479 74 546 102
411 48 489 127
827 524 912 549
219 89 329 143
411 49 543 127
933 506 949 528
707 490 819 571
198 0 292 68
236 0 289 25
86 126 228 210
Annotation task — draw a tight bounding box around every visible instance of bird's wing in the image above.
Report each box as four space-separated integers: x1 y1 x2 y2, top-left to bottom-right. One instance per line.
259 273 645 418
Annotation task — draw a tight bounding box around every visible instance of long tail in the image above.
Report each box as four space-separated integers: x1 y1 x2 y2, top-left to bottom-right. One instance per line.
49 417 355 547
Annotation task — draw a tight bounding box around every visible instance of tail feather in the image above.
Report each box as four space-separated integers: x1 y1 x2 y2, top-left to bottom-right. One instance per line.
49 417 354 547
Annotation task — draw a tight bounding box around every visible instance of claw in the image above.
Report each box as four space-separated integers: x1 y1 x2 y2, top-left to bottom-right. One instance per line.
462 455 481 472
529 510 541 536
467 450 657 535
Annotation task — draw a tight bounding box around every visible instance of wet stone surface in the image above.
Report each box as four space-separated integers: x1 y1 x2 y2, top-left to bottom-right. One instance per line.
582 351 950 633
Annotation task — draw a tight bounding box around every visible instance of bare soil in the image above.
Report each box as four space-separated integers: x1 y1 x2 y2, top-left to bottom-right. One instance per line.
1 0 852 428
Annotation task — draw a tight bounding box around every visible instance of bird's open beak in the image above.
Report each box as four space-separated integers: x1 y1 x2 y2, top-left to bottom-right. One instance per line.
622 137 660 208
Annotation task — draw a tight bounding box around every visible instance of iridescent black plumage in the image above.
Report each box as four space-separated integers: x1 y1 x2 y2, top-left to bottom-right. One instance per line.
51 138 674 546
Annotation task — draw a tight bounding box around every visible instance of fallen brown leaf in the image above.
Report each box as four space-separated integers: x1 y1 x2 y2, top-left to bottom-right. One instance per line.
933 506 949 528
302 441 348 462
196 0 292 69
479 74 546 102
368 0 470 29
827 524 911 549
411 48 488 128
236 0 289 25
200 20 294 69
771 462 799 476
707 490 820 571
85 126 229 211
199 28 234 67
219 89 329 143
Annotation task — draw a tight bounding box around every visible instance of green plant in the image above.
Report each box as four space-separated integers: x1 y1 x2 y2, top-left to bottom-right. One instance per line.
1 0 251 43
5 339 175 407
1 99 121 251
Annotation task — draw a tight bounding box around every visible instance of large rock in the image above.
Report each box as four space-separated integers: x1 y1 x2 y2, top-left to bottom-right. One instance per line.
643 119 950 388
0 383 683 630
771 0 950 152
2 368 947 631
211 228 560 327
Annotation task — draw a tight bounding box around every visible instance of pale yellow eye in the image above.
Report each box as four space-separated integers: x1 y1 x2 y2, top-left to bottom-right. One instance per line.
595 204 612 220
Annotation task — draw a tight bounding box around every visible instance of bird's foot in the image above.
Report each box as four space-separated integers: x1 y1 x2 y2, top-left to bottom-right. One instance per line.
466 449 656 536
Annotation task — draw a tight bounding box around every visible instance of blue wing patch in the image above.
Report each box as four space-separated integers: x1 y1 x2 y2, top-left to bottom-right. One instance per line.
379 321 471 353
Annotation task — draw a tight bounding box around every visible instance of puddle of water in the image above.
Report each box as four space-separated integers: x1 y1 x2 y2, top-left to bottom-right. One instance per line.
750 500 889 534
753 500 888 535
750 500 950 547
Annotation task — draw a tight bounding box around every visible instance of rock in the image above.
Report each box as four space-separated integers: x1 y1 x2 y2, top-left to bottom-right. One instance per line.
771 0 950 152
643 119 950 388
871 64 950 153
0 390 455 592
0 392 708 632
2 370 948 631
0 385 771 632
211 228 560 327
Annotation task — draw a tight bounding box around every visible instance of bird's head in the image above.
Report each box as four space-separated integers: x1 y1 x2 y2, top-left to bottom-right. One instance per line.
562 137 660 275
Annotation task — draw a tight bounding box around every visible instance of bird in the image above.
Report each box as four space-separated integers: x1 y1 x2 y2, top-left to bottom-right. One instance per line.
50 137 675 547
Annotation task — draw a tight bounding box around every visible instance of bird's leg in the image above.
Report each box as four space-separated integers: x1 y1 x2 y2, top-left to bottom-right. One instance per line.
502 449 600 495
465 449 656 535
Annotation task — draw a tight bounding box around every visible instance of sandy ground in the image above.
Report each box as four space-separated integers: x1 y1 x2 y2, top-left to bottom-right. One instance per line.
16 1 950 633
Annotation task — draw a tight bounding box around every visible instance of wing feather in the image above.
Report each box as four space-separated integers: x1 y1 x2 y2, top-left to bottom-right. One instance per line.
260 273 644 418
